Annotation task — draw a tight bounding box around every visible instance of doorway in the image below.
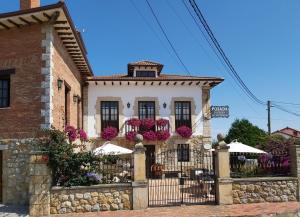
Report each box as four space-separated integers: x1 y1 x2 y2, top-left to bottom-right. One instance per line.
64 84 71 126
145 145 155 178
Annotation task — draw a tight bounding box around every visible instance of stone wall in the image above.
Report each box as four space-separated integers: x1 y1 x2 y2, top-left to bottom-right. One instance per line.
50 184 132 214
1 138 37 204
232 177 298 204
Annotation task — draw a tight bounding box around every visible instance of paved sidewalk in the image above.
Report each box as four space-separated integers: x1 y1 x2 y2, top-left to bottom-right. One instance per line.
51 202 300 217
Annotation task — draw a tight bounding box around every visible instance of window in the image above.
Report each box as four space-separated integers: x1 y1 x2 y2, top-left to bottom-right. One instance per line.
138 101 155 120
175 101 191 129
101 101 119 131
177 144 190 162
136 70 156 77
0 76 10 108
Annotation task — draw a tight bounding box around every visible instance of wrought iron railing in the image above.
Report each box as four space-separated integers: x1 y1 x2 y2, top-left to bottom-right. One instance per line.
95 155 133 183
230 152 291 178
124 119 170 134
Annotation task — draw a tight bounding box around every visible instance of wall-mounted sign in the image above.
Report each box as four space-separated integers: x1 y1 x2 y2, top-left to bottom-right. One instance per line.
210 106 229 118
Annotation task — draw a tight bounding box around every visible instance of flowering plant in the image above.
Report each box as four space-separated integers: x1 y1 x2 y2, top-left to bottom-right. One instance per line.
125 131 137 141
156 118 169 127
141 118 155 129
65 125 77 142
101 127 118 141
78 129 88 142
176 125 192 138
143 130 157 141
156 130 170 141
127 118 141 127
86 172 102 184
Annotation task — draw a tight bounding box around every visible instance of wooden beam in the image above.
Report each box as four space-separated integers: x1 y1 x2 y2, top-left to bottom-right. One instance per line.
67 49 80 52
135 82 138 86
61 37 75 40
203 81 208 85
31 15 43 24
166 82 169 85
119 81 122 85
48 11 60 24
112 81 114 85
95 81 98 85
0 22 10 29
181 81 185 85
173 82 177 85
159 82 162 85
143 82 146 85
65 45 79 48
55 21 68 25
63 41 76 44
7 19 21 28
151 82 154 85
58 32 72 36
103 81 106 85
70 53 81 56
19 17 31 25
55 26 71 31
196 81 200 85
189 81 193 85
128 82 130 85
43 13 51 20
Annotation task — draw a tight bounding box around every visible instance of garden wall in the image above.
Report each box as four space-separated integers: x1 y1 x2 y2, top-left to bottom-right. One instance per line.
50 183 132 214
232 177 298 204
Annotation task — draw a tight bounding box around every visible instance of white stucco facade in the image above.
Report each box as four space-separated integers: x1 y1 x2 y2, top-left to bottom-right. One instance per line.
86 82 204 138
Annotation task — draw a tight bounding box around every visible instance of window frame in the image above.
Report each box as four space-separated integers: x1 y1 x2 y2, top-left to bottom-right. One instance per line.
100 101 119 131
135 70 156 77
177 144 190 162
0 75 10 108
138 101 156 120
174 101 192 129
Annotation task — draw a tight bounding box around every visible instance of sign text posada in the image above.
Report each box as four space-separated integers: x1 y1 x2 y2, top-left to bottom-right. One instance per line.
210 106 229 118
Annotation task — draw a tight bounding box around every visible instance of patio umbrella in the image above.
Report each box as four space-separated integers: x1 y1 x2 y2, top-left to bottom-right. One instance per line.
93 142 133 155
227 140 266 153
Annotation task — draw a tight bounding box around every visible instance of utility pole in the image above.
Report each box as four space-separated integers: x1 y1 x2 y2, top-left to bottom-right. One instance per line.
267 100 271 135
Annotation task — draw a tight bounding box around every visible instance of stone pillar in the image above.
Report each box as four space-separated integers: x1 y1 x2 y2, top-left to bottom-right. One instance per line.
29 151 51 216
202 87 212 144
132 134 148 210
214 134 233 205
290 144 300 200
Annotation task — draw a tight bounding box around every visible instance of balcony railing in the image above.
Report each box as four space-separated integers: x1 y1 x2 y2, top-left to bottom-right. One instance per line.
124 118 170 134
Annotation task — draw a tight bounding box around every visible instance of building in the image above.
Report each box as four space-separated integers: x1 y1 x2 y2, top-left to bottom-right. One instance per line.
272 127 300 140
85 60 223 177
0 0 223 206
0 0 92 204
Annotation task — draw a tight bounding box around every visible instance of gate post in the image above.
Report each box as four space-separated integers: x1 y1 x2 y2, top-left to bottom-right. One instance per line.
290 143 300 200
214 134 233 205
132 134 148 210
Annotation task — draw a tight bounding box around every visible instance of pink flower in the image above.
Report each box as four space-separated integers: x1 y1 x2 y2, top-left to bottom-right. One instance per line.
127 118 141 127
156 119 169 127
176 126 192 138
141 118 155 130
78 129 88 141
156 130 170 141
143 131 157 141
101 127 118 141
65 125 77 142
125 131 137 141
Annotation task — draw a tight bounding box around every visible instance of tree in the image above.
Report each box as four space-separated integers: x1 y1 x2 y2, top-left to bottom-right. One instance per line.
225 119 267 147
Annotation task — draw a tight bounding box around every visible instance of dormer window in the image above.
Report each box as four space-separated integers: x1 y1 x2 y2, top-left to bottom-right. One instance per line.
136 70 156 77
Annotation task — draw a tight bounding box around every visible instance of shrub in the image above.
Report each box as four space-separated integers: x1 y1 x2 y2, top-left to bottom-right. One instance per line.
176 125 192 138
143 130 157 141
156 118 169 127
156 130 170 141
127 118 141 127
141 118 155 130
101 126 118 141
125 131 137 141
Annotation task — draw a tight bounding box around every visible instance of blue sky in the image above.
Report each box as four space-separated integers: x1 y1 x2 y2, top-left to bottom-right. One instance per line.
1 0 299 139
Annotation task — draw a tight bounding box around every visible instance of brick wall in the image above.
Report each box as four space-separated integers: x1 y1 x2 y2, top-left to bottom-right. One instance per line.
0 25 43 139
51 30 83 131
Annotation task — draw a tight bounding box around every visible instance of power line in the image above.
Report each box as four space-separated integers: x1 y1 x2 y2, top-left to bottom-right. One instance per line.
144 0 192 75
129 0 185 70
271 100 300 107
272 102 300 117
187 0 265 106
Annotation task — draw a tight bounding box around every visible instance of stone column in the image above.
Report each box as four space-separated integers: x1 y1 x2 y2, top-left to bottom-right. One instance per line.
214 134 233 205
29 151 52 216
202 87 212 144
290 144 300 200
132 134 148 210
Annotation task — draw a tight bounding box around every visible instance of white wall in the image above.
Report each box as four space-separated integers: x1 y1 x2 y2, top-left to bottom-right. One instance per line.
87 83 203 138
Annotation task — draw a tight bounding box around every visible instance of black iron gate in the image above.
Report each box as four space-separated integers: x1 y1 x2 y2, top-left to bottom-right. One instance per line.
147 146 216 207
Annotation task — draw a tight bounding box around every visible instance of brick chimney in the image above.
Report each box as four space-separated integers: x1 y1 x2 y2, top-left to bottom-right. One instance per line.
20 0 40 10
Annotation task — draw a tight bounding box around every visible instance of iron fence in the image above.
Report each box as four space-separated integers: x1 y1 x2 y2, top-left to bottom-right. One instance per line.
95 155 133 183
230 152 291 178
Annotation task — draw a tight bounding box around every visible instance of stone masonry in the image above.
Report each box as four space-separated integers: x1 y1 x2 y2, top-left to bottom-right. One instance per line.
232 178 298 204
50 184 132 214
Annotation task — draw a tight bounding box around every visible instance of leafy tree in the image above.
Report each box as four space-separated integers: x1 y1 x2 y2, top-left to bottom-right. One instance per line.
225 119 267 147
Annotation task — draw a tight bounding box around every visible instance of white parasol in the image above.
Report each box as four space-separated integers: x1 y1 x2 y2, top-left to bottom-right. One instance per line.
93 142 133 155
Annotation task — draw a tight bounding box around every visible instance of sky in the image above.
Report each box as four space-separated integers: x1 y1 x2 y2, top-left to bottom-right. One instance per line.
1 0 299 139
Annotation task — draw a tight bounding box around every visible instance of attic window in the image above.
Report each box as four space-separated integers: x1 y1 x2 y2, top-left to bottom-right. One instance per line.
136 70 156 77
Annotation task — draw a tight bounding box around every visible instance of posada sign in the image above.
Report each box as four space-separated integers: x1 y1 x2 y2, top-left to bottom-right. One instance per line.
210 106 229 118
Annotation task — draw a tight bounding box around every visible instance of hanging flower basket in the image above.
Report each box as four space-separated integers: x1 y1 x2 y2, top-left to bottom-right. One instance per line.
125 131 137 141
156 130 170 141
101 127 118 141
143 131 157 141
141 118 155 130
176 126 192 138
127 118 141 127
156 118 169 127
